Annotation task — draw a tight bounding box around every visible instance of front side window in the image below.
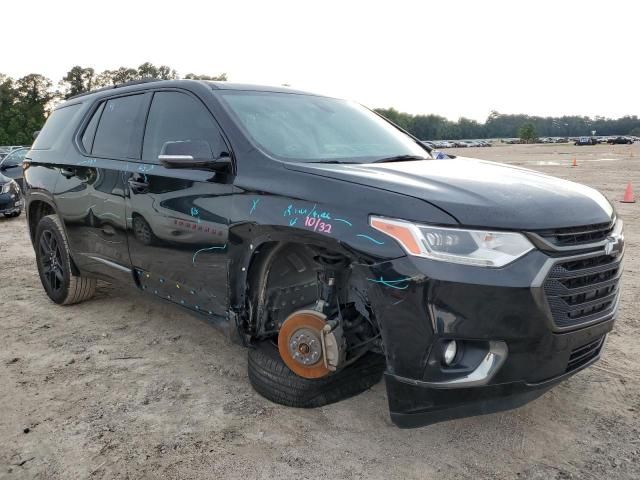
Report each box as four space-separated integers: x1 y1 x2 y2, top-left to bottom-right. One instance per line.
216 91 428 163
142 91 225 163
92 94 147 159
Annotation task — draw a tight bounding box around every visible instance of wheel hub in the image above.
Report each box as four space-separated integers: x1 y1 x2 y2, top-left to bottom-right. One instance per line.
278 310 332 379
288 327 322 366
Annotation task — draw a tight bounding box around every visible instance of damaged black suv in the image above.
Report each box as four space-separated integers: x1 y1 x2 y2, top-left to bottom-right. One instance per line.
24 80 624 428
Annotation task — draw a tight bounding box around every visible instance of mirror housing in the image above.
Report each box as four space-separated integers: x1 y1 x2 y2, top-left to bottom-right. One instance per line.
158 140 231 172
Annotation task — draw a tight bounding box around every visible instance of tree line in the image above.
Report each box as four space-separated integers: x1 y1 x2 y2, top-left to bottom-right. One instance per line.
0 63 227 145
1 63 639 145
374 108 640 140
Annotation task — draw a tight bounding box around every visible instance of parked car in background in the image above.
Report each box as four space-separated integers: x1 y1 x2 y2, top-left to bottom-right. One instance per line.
0 172 23 217
575 136 598 146
607 136 633 145
0 147 29 188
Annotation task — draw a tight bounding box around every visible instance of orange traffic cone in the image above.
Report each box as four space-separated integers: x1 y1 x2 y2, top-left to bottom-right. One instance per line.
572 158 577 167
621 182 636 203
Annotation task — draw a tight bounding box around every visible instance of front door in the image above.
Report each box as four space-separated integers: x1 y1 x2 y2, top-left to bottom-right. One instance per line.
125 90 233 318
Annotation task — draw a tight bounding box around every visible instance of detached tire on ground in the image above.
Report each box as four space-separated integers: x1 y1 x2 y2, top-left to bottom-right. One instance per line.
248 341 386 408
35 214 97 305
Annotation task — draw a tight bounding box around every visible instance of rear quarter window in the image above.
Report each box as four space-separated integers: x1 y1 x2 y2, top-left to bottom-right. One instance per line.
31 104 82 150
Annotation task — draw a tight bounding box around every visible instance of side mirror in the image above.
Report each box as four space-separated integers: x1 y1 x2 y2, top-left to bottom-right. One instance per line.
33 130 40 140
158 140 231 172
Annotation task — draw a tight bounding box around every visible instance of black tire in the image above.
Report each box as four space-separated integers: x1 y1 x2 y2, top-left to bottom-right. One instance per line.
248 341 385 408
35 214 97 305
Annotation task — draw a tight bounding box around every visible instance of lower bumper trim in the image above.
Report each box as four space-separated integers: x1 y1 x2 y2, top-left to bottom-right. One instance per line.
386 349 601 429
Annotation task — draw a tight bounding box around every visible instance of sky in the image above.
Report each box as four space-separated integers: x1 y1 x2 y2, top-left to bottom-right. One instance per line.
2 0 638 122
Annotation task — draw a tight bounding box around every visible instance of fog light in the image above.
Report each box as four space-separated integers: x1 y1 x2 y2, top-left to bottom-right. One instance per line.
443 340 458 366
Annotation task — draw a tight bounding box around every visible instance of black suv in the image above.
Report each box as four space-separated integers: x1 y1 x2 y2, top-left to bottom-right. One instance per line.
24 80 624 428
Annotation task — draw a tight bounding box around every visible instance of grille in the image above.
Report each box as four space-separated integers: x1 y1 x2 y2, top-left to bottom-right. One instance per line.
535 221 614 247
0 196 14 209
543 253 622 329
566 336 605 373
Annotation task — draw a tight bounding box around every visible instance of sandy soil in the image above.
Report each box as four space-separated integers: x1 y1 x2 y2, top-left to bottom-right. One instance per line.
1 143 639 479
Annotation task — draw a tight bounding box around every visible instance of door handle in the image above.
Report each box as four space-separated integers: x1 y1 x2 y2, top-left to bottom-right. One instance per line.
60 168 75 178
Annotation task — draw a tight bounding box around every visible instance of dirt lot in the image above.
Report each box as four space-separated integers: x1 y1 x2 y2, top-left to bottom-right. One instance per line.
1 143 639 480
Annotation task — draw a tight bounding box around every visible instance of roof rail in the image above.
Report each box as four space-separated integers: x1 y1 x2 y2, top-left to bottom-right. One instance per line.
66 77 163 101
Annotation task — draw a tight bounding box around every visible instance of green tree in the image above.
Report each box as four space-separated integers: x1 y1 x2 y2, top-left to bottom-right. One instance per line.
518 122 537 143
60 66 96 99
184 72 227 81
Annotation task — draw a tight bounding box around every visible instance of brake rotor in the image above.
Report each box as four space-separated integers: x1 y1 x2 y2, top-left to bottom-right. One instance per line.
278 310 331 379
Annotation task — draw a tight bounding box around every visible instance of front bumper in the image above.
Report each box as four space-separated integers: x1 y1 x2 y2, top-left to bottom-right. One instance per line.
355 238 622 428
0 192 23 214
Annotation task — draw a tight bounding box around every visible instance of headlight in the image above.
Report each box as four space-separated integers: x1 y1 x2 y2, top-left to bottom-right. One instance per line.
1 181 15 194
370 216 534 267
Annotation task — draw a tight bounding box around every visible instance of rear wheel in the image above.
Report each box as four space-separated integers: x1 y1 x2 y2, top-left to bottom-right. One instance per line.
35 214 96 305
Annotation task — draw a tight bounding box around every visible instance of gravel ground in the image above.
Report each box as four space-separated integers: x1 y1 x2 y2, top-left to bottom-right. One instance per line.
1 143 639 479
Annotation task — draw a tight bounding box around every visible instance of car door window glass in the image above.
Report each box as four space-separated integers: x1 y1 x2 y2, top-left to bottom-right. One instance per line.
1 149 27 167
92 94 147 159
81 102 105 153
31 104 82 150
142 91 225 163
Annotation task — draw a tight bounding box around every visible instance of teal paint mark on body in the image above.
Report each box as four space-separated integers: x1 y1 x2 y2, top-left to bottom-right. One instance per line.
357 234 385 245
367 276 411 290
192 243 227 264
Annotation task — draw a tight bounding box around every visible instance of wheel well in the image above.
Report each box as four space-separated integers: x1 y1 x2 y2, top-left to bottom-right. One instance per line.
28 201 54 242
243 241 372 330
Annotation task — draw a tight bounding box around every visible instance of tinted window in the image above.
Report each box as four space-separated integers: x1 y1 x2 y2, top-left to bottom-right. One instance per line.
92 94 147 159
142 91 225 162
81 102 105 153
31 104 82 150
217 91 428 163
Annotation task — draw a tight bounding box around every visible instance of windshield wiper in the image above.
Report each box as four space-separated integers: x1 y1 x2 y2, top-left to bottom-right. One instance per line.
372 155 429 163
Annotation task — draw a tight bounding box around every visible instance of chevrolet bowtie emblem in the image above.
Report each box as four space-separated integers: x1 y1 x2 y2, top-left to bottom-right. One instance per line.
604 236 618 256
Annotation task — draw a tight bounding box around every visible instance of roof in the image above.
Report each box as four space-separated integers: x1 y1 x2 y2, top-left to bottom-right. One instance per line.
206 81 321 96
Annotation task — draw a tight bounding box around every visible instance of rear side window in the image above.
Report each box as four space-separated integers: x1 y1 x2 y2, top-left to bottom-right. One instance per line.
32 104 82 150
92 94 148 159
142 91 226 163
81 102 105 153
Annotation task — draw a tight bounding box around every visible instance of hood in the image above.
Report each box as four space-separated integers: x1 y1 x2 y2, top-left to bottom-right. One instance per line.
284 157 614 230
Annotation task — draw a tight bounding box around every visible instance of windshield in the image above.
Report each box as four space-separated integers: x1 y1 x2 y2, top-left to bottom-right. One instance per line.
1 148 28 166
216 91 429 163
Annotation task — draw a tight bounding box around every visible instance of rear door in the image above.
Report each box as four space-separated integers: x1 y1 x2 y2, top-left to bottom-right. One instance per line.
125 89 233 318
54 93 150 283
